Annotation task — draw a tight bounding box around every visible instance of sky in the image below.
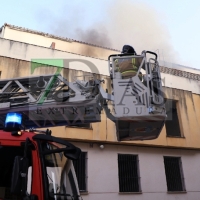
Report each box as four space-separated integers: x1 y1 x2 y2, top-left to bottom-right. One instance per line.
0 0 200 69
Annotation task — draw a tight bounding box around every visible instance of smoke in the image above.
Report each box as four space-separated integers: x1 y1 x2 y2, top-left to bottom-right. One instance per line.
41 0 179 62
102 0 178 62
75 27 112 57
76 27 111 47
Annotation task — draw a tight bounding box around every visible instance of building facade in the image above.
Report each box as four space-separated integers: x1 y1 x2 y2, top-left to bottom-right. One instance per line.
0 24 200 200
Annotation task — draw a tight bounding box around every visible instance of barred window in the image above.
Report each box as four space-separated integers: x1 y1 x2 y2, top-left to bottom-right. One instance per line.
73 152 87 192
164 156 186 191
165 99 181 137
118 154 141 192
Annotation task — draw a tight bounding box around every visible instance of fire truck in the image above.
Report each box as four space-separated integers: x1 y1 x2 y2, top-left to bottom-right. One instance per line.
0 51 166 199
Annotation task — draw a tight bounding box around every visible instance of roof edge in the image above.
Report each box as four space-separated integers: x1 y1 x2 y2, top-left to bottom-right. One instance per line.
3 23 120 52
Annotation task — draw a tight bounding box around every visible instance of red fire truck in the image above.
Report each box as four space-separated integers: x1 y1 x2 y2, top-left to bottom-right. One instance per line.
0 113 81 200
0 119 81 200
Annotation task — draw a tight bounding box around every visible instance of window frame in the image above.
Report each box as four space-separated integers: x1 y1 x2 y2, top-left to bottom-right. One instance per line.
165 99 182 137
118 154 141 193
73 152 88 193
163 156 186 192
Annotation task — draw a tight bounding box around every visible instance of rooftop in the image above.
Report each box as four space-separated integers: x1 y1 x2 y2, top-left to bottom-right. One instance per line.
1 23 200 82
0 23 120 52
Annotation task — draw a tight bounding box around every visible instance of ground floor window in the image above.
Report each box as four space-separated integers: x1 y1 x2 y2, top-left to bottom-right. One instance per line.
164 156 186 191
118 154 141 192
73 152 87 192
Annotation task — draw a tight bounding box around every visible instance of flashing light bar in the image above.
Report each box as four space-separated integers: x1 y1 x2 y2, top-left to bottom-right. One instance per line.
4 112 22 131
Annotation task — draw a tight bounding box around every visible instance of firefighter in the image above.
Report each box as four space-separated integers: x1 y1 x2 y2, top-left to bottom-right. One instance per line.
116 45 142 80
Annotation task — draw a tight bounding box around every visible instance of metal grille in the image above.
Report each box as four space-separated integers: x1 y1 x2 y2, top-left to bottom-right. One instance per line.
118 154 141 192
164 156 186 191
165 99 181 137
73 152 87 192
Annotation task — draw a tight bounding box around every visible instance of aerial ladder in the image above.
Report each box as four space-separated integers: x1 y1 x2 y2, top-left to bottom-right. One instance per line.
0 50 166 200
0 50 166 141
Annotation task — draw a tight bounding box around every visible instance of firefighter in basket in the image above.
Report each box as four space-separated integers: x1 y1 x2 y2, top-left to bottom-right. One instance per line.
115 45 142 80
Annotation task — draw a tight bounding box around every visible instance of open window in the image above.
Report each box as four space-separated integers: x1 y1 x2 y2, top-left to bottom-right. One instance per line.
165 99 182 137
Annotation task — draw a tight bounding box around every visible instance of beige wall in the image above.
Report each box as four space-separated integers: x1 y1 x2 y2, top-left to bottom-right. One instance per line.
1 25 119 60
74 142 200 200
0 37 111 76
52 87 200 149
0 56 200 149
0 37 199 93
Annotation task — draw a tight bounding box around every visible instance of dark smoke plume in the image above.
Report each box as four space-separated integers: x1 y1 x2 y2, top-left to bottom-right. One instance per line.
40 0 179 62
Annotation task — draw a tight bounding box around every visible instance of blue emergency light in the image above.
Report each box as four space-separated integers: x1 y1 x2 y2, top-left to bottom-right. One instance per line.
4 112 22 131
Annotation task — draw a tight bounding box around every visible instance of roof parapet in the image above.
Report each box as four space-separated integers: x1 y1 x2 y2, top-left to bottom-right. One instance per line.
2 23 120 52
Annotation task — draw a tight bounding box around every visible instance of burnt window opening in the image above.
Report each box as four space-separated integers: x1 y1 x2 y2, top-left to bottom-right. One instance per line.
118 154 141 193
164 156 186 192
165 99 181 137
73 152 87 192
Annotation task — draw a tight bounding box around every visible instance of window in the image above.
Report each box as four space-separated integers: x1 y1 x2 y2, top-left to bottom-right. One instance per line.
118 154 141 192
165 99 181 137
164 156 186 192
73 152 87 192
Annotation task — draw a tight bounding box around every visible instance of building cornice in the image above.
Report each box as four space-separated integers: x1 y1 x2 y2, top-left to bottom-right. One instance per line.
160 66 200 81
